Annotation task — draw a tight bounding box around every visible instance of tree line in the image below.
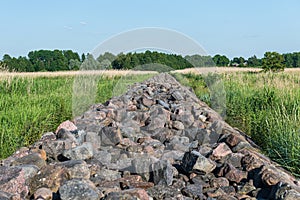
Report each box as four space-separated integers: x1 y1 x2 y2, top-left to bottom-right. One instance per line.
1 49 300 72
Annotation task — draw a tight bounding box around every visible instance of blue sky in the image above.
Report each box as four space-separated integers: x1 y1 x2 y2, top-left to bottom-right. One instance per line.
1 0 299 59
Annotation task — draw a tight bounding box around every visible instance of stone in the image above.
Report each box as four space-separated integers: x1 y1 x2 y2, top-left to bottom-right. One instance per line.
18 164 39 180
227 153 244 168
63 142 94 160
105 188 150 200
142 96 154 107
99 127 123 146
237 181 256 195
147 185 182 199
42 139 73 161
85 131 101 149
57 128 78 144
11 153 46 169
172 91 184 101
151 160 175 185
226 133 244 147
94 169 121 181
172 120 185 130
222 164 247 183
34 187 52 200
210 177 230 188
59 160 90 179
59 179 100 200
55 120 77 134
30 164 68 193
0 166 28 198
211 143 232 160
93 150 111 166
131 156 155 181
181 184 204 199
0 191 20 200
166 136 190 152
181 151 216 174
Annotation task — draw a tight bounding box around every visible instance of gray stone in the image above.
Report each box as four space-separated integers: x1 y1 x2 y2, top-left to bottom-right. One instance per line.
99 127 122 146
172 91 184 101
181 150 216 174
85 132 101 149
151 160 175 185
0 166 28 198
59 179 100 200
181 184 204 199
11 153 46 169
59 160 90 179
18 164 39 180
63 142 94 160
93 150 111 166
94 169 121 181
57 128 78 144
131 156 157 181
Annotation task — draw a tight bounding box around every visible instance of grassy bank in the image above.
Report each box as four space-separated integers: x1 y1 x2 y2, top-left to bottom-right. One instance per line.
181 72 300 177
0 74 153 159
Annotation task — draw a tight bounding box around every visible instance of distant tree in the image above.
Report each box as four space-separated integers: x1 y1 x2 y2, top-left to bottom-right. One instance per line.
230 57 246 67
247 55 261 67
81 53 86 62
213 55 230 66
97 52 116 63
69 59 81 70
262 52 284 72
81 53 100 70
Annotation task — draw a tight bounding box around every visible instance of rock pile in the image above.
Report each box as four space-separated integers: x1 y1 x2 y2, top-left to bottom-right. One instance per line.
1 73 300 200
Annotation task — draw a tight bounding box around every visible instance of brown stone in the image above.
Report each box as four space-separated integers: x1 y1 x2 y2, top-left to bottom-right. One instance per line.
212 142 232 160
210 177 230 188
34 187 52 200
226 133 243 147
222 164 247 183
30 164 69 193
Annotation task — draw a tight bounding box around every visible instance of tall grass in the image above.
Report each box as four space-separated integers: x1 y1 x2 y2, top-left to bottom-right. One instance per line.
181 72 300 177
0 74 153 159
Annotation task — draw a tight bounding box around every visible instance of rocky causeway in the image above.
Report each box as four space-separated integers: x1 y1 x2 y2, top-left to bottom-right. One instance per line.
0 73 300 200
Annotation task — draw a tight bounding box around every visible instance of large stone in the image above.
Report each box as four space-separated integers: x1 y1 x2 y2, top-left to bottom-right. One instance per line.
55 120 77 134
34 187 52 200
211 143 232 160
30 164 69 193
181 184 204 199
0 166 28 198
59 179 100 200
11 153 46 169
182 151 216 174
99 127 123 146
63 142 94 160
59 160 90 179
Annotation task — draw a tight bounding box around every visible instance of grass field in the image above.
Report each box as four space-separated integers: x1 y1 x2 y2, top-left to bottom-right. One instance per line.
0 73 154 159
1 69 299 177
180 71 300 176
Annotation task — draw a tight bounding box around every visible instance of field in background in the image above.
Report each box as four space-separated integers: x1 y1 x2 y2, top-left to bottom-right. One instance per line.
1 69 300 177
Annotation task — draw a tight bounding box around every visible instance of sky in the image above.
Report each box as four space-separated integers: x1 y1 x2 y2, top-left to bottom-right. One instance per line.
1 0 299 59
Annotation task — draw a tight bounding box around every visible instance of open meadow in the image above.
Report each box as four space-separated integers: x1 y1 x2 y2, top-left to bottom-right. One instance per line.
0 69 300 177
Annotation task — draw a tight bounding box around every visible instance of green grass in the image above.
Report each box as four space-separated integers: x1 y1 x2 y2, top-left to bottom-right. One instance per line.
0 74 153 159
180 72 300 177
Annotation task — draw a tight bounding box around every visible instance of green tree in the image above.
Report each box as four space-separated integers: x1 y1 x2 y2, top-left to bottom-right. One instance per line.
213 54 230 66
247 55 261 67
262 52 284 72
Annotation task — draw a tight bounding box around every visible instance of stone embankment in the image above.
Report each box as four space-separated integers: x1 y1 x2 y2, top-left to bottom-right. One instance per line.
1 73 299 200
